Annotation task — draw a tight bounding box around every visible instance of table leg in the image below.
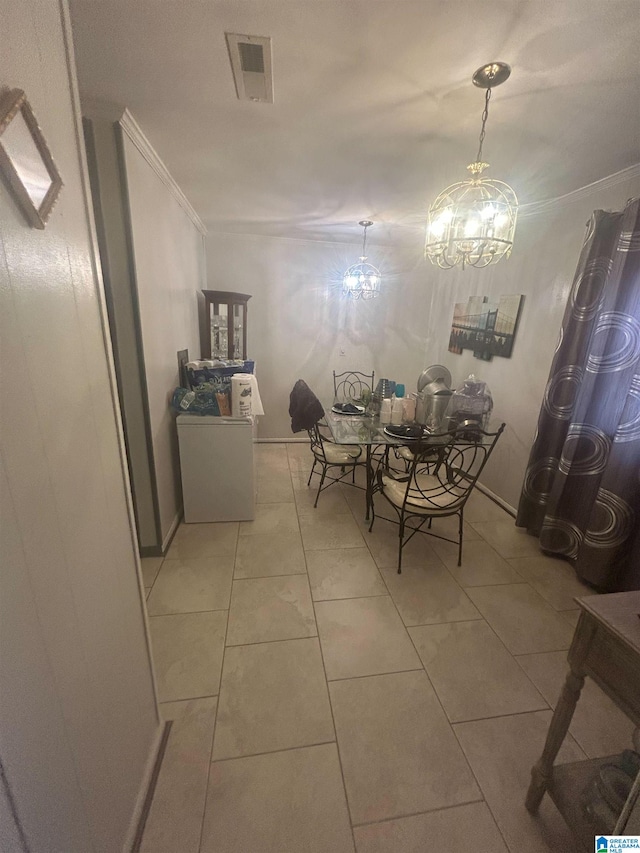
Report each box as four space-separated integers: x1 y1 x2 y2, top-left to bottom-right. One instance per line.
365 446 372 521
525 664 586 813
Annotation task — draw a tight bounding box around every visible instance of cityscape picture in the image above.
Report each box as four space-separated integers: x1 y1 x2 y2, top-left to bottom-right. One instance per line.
448 293 524 361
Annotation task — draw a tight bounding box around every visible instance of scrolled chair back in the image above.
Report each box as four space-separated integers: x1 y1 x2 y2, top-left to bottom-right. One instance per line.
307 422 327 462
403 422 505 512
332 370 375 404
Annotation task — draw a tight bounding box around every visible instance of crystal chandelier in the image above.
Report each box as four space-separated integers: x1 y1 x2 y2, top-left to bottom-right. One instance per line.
425 62 518 270
342 220 381 299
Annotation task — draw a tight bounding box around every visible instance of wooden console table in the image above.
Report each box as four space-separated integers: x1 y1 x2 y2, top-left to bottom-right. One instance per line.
525 592 640 847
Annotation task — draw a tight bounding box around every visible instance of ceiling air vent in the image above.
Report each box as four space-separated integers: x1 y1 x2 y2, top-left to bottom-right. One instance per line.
225 33 273 103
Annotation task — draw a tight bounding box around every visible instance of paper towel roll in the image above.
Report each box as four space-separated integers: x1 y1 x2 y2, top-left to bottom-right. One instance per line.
232 374 253 418
231 374 265 418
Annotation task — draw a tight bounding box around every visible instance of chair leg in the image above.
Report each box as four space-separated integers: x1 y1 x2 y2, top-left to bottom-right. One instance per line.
397 519 405 574
307 458 317 487
314 467 327 508
457 512 464 566
368 497 376 532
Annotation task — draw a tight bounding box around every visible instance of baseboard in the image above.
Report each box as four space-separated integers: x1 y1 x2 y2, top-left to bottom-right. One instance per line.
126 720 172 853
139 512 181 558
161 511 181 554
255 437 307 443
476 483 517 518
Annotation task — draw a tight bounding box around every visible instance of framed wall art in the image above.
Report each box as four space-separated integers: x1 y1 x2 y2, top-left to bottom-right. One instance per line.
0 88 63 228
449 293 524 361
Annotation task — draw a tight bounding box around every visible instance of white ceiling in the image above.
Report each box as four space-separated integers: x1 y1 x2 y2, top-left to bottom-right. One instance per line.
69 0 640 246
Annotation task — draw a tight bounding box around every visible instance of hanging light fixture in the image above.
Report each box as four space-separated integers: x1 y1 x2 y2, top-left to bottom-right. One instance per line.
342 220 381 299
425 62 518 270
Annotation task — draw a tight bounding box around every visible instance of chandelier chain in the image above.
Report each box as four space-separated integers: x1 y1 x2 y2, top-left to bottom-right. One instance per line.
361 223 368 258
475 87 492 164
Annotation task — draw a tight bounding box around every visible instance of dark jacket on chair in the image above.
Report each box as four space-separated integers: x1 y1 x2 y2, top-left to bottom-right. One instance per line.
289 380 324 433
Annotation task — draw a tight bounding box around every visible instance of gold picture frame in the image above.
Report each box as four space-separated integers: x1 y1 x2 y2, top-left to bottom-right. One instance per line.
0 88 63 229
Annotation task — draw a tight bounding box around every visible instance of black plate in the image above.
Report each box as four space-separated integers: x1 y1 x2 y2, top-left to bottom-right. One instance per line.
383 425 430 440
332 403 365 415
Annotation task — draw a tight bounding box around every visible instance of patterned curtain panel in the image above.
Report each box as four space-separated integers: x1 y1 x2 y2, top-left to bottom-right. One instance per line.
517 196 640 591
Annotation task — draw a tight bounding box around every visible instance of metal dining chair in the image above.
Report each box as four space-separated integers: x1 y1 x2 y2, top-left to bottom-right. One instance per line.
370 423 505 571
333 370 375 404
307 420 366 507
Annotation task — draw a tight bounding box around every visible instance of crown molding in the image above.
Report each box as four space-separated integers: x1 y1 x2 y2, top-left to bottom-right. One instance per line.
118 109 206 235
519 163 640 218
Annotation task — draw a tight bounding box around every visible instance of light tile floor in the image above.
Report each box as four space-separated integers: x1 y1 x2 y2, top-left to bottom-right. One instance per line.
140 442 632 853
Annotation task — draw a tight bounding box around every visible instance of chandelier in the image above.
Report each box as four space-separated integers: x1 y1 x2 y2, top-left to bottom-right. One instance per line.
425 62 518 270
342 220 381 299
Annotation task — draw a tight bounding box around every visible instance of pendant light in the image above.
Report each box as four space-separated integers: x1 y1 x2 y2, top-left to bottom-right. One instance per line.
342 220 381 299
425 62 518 270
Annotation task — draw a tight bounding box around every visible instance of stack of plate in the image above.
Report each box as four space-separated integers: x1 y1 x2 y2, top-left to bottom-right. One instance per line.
383 424 430 441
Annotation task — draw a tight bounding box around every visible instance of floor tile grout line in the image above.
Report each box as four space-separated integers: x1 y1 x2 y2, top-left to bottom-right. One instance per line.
142 555 164 596
344 492 465 696
399 615 485 628
448 717 518 852
336 513 494 828
233 571 308 581
304 543 368 552
159 692 219 706
466 583 575 657
350 796 487 830
209 739 338 766
314 592 398 605
449 704 555 726
292 464 359 847
195 527 237 853
384 574 494 821
225 633 319 649
445 613 552 711
301 476 361 844
312 593 389 603
310 596 359 847
326 667 425 683
148 606 231 617
512 648 573 660
147 608 229 619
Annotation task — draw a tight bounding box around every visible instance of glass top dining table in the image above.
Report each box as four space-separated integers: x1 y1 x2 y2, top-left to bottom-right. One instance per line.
323 407 452 446
323 407 501 520
323 407 453 519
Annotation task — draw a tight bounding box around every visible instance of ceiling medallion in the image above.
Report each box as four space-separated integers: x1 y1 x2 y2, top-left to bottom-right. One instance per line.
425 61 518 270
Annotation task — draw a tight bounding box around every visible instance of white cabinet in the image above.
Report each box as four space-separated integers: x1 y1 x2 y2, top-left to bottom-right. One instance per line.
177 415 255 522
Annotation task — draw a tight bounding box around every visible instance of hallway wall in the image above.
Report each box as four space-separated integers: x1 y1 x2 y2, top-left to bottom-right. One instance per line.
0 1 160 850
121 120 206 548
84 109 206 554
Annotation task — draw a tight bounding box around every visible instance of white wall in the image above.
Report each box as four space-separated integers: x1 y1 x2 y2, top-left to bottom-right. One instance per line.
204 233 433 437
207 167 640 508
0 1 159 850
121 127 205 547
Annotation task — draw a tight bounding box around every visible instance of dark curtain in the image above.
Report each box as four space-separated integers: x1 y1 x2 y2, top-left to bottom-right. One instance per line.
517 196 640 592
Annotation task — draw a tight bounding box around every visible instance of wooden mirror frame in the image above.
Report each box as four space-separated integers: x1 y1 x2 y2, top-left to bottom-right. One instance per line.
0 88 63 229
